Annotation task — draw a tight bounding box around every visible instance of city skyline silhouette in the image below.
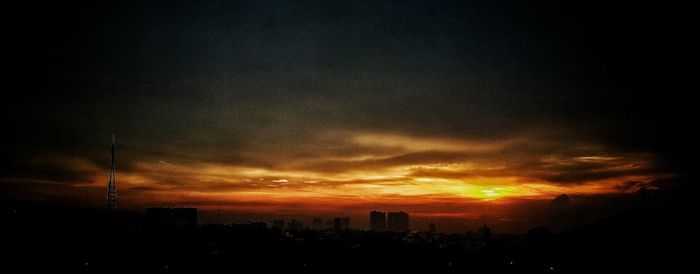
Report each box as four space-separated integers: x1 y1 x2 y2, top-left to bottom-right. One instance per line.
3 0 695 272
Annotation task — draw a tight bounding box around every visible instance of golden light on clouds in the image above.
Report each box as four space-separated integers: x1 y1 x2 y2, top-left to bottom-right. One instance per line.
81 131 664 213
6 130 667 216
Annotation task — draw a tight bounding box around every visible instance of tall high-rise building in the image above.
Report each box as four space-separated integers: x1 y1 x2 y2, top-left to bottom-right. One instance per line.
340 217 350 230
429 223 437 234
287 219 303 230
369 211 386 231
106 134 117 211
324 219 334 230
387 211 409 232
333 217 350 231
479 224 491 242
272 219 285 229
312 218 323 230
145 207 197 227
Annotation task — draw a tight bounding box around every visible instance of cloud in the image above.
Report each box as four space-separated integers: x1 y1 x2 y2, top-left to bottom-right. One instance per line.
1 128 669 212
1 153 102 186
2 0 689 220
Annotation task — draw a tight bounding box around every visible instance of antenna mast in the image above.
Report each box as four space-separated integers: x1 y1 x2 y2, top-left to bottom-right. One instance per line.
107 134 118 211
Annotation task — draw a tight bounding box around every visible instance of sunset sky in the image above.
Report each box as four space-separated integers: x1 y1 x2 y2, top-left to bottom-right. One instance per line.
3 1 693 231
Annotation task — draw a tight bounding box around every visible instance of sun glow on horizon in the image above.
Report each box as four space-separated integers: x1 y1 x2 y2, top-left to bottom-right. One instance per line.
13 130 666 214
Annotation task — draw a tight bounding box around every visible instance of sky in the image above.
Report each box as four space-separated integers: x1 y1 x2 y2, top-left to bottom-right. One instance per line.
2 1 695 231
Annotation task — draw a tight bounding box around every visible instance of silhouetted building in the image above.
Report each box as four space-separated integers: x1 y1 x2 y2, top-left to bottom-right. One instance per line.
479 224 491 242
550 194 570 209
429 223 436 234
248 221 267 229
334 217 350 230
145 207 197 227
387 211 409 232
369 210 386 231
287 219 303 230
341 217 350 230
548 194 573 230
333 218 341 231
272 219 285 229
324 219 334 230
312 218 323 230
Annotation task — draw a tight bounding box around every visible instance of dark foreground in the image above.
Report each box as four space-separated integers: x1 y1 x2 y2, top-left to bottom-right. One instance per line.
4 198 691 274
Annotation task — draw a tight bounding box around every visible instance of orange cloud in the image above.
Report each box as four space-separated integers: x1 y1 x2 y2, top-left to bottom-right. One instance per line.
81 131 664 213
3 130 670 219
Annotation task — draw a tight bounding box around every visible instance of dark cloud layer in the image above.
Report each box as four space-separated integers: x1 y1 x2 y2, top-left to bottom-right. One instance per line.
3 0 695 208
